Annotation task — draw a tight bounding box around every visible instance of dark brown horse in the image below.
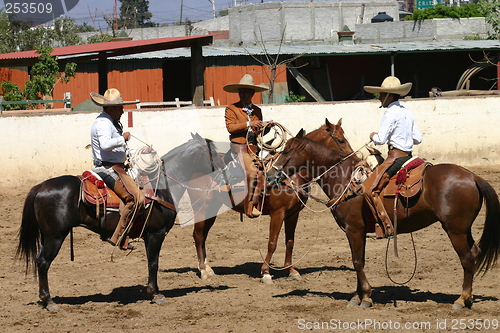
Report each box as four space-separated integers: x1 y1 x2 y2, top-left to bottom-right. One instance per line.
268 130 500 309
17 162 177 311
162 119 351 283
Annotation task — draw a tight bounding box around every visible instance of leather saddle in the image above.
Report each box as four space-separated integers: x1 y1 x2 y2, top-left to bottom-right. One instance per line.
79 170 173 215
382 157 431 198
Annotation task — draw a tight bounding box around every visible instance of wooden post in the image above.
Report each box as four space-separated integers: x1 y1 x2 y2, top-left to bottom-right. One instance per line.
191 42 205 106
497 52 500 91
98 54 108 95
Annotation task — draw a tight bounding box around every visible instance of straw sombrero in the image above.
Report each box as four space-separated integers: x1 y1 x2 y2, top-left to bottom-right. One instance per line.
364 76 412 96
223 74 268 93
90 88 140 106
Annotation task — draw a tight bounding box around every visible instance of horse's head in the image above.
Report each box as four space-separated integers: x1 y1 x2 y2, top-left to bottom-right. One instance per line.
267 129 311 184
307 118 354 154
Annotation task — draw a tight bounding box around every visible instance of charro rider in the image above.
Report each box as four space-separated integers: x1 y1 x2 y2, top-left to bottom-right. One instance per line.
223 74 274 218
90 88 145 250
363 76 423 238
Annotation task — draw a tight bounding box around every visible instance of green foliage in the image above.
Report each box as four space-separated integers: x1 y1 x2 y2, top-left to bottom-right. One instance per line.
0 13 86 52
218 8 229 17
477 0 500 38
119 0 155 28
405 4 484 20
24 47 77 101
284 91 306 103
87 33 115 44
0 80 25 110
0 47 77 110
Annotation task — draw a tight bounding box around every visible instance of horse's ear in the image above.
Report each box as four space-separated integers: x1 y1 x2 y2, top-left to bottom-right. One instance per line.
325 118 332 127
191 132 204 144
295 128 305 139
336 118 342 126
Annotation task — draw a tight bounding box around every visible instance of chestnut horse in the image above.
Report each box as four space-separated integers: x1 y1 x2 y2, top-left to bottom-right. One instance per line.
268 130 500 309
162 119 351 283
17 162 177 311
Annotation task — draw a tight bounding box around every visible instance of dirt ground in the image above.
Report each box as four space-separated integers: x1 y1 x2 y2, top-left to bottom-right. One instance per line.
1 166 500 333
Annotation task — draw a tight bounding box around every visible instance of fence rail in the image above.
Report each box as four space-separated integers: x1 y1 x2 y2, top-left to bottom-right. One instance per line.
0 98 72 113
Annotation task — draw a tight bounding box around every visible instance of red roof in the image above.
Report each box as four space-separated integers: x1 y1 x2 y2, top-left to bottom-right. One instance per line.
0 34 215 65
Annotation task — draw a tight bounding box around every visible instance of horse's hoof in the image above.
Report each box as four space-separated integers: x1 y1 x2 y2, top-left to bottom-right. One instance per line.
347 299 360 307
453 302 466 310
152 294 166 304
290 272 303 281
200 269 212 280
360 301 373 308
261 274 273 284
46 303 60 312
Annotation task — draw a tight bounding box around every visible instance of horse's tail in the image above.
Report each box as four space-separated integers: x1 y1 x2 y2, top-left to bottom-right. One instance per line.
16 183 43 277
475 175 500 274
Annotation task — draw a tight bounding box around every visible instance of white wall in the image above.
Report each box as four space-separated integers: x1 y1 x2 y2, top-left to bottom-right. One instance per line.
1 96 499 188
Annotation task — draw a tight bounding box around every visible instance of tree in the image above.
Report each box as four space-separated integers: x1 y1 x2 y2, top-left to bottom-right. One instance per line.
0 47 77 110
0 11 91 52
119 0 155 29
243 26 307 103
478 0 500 38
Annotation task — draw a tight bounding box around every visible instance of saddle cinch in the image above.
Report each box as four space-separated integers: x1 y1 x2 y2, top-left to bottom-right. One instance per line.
381 157 431 198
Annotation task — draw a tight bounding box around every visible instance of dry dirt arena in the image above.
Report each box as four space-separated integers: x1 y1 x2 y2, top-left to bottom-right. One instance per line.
1 166 500 333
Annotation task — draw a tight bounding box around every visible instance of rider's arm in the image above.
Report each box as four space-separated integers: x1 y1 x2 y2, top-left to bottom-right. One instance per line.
225 105 249 134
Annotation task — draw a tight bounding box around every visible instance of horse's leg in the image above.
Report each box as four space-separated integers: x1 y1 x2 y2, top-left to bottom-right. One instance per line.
345 226 372 308
283 210 302 281
261 208 286 284
144 228 167 304
36 237 66 311
445 229 478 309
193 215 217 280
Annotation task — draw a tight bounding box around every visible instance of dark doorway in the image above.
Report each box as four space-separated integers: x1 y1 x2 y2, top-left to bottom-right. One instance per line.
163 59 191 101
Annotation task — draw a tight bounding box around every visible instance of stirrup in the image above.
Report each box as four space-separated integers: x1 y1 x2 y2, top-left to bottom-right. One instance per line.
106 238 136 251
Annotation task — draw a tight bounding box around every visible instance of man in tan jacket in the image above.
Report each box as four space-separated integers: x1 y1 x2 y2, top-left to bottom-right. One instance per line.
224 74 272 218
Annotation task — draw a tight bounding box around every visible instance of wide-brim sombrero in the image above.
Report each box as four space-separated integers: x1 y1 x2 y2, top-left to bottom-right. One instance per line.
90 88 140 106
223 74 268 93
364 76 412 96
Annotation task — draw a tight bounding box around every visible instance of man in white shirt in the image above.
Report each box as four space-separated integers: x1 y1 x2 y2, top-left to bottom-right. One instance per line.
362 76 422 238
90 88 144 250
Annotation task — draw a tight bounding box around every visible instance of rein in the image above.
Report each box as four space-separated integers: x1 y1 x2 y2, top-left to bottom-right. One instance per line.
273 142 370 212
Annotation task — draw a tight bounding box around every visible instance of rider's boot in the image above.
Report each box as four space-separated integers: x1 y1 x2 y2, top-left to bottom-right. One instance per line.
109 180 136 250
370 173 393 238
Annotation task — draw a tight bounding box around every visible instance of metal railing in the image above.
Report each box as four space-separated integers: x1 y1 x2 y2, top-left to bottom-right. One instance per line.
0 97 72 113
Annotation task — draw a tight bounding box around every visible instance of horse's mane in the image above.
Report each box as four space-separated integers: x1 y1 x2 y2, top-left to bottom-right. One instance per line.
161 135 222 175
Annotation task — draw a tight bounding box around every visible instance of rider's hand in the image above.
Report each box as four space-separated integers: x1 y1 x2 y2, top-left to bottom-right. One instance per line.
123 132 131 141
369 132 377 141
142 145 156 154
249 120 263 129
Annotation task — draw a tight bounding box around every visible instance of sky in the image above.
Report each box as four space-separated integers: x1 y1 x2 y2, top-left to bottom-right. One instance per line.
46 0 302 29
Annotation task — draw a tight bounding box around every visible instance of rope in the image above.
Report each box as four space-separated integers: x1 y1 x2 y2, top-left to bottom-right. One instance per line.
256 121 293 152
384 233 418 285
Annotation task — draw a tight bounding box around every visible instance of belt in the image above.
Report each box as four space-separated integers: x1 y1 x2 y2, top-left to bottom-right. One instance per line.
388 145 411 155
100 161 126 168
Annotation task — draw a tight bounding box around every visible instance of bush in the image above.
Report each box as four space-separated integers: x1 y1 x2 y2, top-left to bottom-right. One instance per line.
0 81 25 110
405 4 484 21
284 91 306 103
